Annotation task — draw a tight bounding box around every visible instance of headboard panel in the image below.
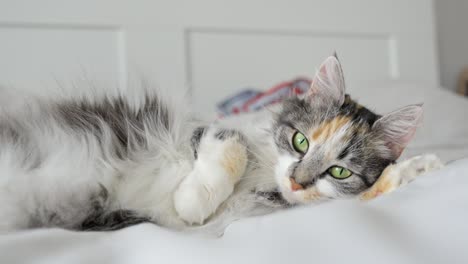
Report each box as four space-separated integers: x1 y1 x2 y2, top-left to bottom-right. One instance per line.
0 0 438 113
189 29 395 112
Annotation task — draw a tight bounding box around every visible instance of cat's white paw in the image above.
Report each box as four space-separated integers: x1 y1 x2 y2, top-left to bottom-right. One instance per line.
395 154 444 185
173 176 212 225
361 154 444 200
174 128 249 225
174 133 248 225
173 165 234 225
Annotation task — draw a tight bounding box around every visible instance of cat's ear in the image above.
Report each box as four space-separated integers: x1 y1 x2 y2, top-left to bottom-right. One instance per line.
372 105 423 160
306 54 346 105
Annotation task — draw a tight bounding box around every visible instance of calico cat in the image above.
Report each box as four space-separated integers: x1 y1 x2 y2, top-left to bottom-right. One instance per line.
0 55 443 233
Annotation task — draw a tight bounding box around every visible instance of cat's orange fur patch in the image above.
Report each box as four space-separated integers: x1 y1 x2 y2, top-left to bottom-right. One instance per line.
220 140 247 183
360 166 398 200
311 115 351 141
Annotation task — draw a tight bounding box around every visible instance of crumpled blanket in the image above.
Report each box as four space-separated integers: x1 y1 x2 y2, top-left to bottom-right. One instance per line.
217 78 310 117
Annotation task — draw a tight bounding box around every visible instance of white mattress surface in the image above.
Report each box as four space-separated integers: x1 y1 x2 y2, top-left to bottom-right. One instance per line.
1 159 467 264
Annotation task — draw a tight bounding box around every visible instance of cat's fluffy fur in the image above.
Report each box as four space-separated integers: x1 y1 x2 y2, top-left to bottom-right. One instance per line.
0 89 188 230
0 55 434 234
0 78 280 233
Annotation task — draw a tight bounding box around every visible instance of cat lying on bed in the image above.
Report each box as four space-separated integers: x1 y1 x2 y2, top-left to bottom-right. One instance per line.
0 55 443 233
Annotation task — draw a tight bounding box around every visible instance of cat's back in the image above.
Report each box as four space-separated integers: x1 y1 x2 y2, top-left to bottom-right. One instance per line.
0 86 199 230
3 86 196 153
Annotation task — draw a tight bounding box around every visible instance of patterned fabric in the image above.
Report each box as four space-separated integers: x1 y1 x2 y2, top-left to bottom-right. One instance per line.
217 78 311 117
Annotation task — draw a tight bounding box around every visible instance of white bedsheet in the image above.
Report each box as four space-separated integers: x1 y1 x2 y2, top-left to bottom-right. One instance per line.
1 159 467 264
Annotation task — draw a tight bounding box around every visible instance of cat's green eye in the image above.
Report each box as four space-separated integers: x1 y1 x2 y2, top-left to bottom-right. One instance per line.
328 166 353 179
292 132 309 154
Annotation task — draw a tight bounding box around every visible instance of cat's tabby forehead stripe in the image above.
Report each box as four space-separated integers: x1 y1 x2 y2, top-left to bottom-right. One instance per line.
310 115 351 142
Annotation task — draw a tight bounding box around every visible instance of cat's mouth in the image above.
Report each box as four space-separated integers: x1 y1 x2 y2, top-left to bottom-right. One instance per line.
277 175 324 204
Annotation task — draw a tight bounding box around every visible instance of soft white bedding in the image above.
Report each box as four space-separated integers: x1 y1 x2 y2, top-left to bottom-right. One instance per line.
0 83 467 264
1 158 467 264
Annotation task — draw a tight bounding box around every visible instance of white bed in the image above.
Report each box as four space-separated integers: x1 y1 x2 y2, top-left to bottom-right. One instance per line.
0 82 467 264
1 160 467 264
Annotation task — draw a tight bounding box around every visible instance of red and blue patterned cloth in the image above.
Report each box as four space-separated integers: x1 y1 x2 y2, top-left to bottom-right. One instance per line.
217 78 311 117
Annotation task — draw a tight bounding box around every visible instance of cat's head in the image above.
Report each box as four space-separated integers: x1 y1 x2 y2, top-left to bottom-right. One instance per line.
273 55 422 204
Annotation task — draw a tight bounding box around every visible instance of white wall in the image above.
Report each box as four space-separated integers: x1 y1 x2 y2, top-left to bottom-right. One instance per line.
0 0 439 115
435 0 468 91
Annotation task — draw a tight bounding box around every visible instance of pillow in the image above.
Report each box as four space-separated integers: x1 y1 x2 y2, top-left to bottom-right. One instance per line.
347 81 468 161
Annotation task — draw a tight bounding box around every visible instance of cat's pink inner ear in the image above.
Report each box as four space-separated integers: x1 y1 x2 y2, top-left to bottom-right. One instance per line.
373 105 423 159
308 57 333 96
307 55 346 104
386 126 418 158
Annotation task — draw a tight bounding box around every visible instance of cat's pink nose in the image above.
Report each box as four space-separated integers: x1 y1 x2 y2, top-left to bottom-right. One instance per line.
289 177 304 191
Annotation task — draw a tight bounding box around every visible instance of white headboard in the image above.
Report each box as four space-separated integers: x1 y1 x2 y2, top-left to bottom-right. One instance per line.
0 0 438 113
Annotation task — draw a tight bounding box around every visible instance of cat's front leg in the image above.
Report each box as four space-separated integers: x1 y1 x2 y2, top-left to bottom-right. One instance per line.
360 154 444 200
174 127 248 225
